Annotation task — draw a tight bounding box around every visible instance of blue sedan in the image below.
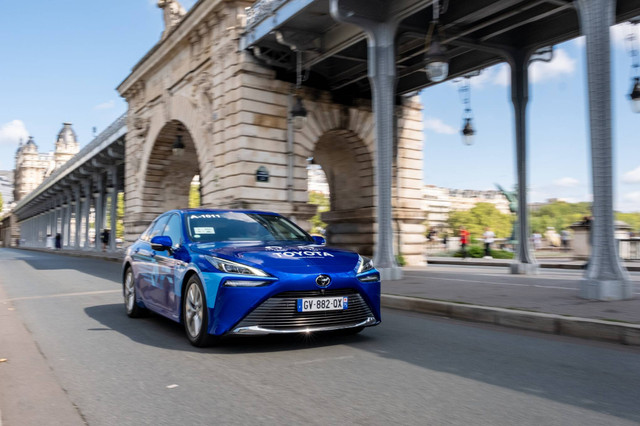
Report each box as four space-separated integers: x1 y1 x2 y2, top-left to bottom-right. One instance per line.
122 209 381 346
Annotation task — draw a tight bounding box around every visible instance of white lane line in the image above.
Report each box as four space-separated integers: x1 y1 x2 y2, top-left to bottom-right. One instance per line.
0 289 121 303
294 355 355 366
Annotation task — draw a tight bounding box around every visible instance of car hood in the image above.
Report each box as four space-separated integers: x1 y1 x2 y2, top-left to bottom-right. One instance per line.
191 242 360 274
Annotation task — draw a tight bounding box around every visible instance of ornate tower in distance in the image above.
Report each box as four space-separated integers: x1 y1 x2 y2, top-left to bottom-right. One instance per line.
13 123 80 202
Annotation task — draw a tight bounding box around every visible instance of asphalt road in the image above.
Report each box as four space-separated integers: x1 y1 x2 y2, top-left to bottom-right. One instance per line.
2 248 640 426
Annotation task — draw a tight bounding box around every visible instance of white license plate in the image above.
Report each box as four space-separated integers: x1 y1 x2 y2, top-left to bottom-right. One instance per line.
297 296 348 312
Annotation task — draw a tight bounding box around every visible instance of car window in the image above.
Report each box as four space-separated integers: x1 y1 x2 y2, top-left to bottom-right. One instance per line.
148 215 170 241
140 220 156 242
162 214 183 248
186 212 312 243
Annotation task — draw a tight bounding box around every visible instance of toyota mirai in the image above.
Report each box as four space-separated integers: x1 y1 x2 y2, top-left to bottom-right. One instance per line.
122 209 381 346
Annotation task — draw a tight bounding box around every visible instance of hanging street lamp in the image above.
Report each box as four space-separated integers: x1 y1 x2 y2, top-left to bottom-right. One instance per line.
424 0 449 83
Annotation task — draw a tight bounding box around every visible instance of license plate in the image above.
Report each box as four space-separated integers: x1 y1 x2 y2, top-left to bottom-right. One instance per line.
297 296 348 312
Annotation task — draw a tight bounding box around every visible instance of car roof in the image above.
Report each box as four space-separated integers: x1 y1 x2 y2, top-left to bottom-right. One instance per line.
168 209 281 216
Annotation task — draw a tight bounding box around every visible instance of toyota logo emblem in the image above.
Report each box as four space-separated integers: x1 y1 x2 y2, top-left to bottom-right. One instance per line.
315 274 331 287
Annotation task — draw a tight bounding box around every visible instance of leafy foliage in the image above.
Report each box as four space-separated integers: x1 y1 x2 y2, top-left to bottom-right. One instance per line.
453 245 514 259
447 202 513 240
616 212 640 232
309 191 329 234
189 182 200 208
0 192 3 213
529 201 591 234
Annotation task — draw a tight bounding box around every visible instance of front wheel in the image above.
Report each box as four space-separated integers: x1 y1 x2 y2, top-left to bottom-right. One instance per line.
183 275 218 347
123 268 146 318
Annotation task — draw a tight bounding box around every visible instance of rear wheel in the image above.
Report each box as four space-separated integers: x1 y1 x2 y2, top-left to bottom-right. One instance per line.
123 268 146 318
183 275 218 347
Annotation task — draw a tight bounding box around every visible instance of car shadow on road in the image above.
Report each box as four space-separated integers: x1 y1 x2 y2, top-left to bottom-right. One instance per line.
11 249 122 282
84 303 375 354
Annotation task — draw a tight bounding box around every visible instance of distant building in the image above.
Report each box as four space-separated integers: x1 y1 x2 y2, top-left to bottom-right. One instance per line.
307 164 329 196
13 123 79 202
423 185 511 230
0 170 14 214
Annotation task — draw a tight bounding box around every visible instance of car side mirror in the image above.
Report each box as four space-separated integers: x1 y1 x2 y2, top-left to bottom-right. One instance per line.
312 235 326 246
150 235 173 252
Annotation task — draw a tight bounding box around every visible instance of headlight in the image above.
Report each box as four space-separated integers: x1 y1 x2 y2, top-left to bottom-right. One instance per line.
205 255 269 277
356 255 374 274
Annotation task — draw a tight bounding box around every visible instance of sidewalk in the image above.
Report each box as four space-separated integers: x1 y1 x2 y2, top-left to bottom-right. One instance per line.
382 257 640 346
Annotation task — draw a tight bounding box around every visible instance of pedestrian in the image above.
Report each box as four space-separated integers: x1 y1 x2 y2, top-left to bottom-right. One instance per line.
442 233 448 250
532 232 542 250
561 229 570 251
483 227 495 258
55 233 61 249
459 226 469 259
101 229 110 252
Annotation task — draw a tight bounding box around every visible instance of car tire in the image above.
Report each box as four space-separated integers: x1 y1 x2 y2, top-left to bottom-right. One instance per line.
123 267 146 318
183 275 218 347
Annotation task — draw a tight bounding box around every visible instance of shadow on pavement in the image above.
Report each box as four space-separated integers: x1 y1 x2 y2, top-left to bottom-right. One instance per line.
5 248 122 282
84 303 375 354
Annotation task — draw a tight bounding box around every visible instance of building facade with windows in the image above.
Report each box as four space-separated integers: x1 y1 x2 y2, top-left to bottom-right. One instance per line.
13 123 79 203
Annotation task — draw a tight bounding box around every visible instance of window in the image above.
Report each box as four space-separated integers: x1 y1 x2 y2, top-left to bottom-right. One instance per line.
148 215 171 241
162 214 183 248
186 212 312 244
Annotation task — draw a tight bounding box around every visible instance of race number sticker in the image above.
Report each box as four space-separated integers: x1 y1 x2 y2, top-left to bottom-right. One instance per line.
193 227 215 234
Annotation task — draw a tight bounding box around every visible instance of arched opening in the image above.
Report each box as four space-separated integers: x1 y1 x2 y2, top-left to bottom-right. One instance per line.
141 120 200 216
312 130 375 256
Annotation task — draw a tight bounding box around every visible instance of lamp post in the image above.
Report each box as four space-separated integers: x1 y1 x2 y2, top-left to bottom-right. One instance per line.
458 77 475 145
424 0 448 83
626 21 640 113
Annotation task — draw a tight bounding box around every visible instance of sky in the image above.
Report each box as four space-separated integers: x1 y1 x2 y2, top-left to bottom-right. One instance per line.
0 1 638 212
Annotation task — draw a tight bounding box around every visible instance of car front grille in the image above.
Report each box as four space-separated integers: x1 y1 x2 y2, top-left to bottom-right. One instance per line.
231 288 375 333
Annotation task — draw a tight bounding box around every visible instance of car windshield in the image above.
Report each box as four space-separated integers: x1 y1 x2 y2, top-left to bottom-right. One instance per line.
186 212 313 244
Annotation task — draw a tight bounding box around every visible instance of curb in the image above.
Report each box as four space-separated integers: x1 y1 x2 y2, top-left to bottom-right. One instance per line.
426 258 640 272
381 294 640 346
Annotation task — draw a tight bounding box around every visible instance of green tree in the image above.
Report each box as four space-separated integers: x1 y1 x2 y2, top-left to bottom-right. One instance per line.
447 202 513 241
530 200 591 233
308 191 329 234
0 192 3 213
189 181 201 208
616 212 640 232
116 192 124 239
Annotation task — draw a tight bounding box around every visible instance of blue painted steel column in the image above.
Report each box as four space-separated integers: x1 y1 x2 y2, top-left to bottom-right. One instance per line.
508 51 538 275
330 0 401 280
575 0 631 299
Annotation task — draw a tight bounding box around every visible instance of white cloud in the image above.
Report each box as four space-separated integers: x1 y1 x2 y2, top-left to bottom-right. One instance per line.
622 191 640 204
0 120 29 146
94 100 115 110
530 49 576 83
493 65 509 86
423 117 457 135
554 177 580 187
622 166 640 184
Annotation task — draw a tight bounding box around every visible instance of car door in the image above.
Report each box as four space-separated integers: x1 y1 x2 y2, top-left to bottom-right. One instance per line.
136 215 170 306
148 213 183 317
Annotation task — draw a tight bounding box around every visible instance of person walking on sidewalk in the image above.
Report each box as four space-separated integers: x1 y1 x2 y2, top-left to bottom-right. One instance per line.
483 227 495 258
459 226 470 259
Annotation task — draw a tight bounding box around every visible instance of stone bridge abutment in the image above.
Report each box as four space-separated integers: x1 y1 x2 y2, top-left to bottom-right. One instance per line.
118 0 425 265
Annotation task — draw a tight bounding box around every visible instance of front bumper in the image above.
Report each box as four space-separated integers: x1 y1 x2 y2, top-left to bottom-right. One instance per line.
229 288 379 335
204 273 381 336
